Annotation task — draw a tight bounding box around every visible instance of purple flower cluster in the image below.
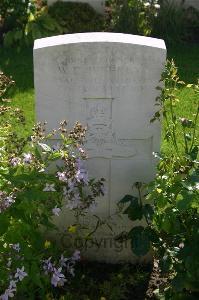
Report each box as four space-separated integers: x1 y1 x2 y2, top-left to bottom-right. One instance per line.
75 158 88 185
42 250 80 288
23 153 32 164
0 192 15 213
52 206 61 216
10 157 21 167
51 268 67 287
0 266 27 300
56 158 91 210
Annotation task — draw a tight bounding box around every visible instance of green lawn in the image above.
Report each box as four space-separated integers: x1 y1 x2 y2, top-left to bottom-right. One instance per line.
0 47 34 137
0 42 198 150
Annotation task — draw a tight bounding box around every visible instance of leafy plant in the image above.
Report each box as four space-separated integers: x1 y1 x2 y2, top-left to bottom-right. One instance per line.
1 1 62 47
48 1 104 34
152 0 199 44
152 0 187 44
107 0 160 36
0 71 14 102
119 182 154 256
119 60 199 298
0 0 33 31
0 73 105 299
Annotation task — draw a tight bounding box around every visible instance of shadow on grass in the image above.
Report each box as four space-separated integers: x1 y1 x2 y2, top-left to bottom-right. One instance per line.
0 46 34 93
167 42 199 84
67 261 153 300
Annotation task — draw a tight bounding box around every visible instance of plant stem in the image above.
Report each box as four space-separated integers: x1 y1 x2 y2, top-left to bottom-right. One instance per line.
183 127 188 154
190 103 199 152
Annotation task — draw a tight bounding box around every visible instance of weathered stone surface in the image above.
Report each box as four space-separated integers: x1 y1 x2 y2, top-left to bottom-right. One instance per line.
47 0 105 14
34 32 166 262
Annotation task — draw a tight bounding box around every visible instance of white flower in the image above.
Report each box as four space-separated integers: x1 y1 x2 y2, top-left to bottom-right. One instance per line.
144 2 150 8
154 4 160 9
5 196 15 208
72 250 81 261
52 206 61 216
12 243 20 252
14 266 27 281
10 157 21 167
7 258 12 268
51 268 67 287
57 172 67 182
75 169 88 184
43 183 56 192
66 194 81 210
23 153 32 164
9 281 16 289
59 255 69 267
78 147 85 154
65 180 75 194
89 202 97 212
0 288 16 300
179 242 184 249
43 257 54 274
195 183 199 190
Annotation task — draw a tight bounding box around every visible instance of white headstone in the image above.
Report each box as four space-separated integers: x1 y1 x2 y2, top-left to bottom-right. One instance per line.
47 0 105 14
34 33 166 262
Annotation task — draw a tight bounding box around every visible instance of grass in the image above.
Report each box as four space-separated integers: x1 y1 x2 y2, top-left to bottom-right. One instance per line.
0 47 34 136
0 42 198 150
161 43 199 153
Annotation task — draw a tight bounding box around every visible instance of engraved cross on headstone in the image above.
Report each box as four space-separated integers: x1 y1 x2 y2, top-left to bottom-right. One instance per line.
83 97 148 159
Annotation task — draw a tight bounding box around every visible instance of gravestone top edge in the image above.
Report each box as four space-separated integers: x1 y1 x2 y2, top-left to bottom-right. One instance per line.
34 32 166 51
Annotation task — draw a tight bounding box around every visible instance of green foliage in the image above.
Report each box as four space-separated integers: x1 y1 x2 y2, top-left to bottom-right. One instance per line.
0 1 62 47
0 0 32 30
107 0 199 44
152 0 187 44
48 1 104 34
25 7 62 44
4 8 62 47
54 262 150 300
154 0 199 44
1 0 105 47
119 61 199 298
107 0 160 36
119 182 155 256
0 74 105 298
